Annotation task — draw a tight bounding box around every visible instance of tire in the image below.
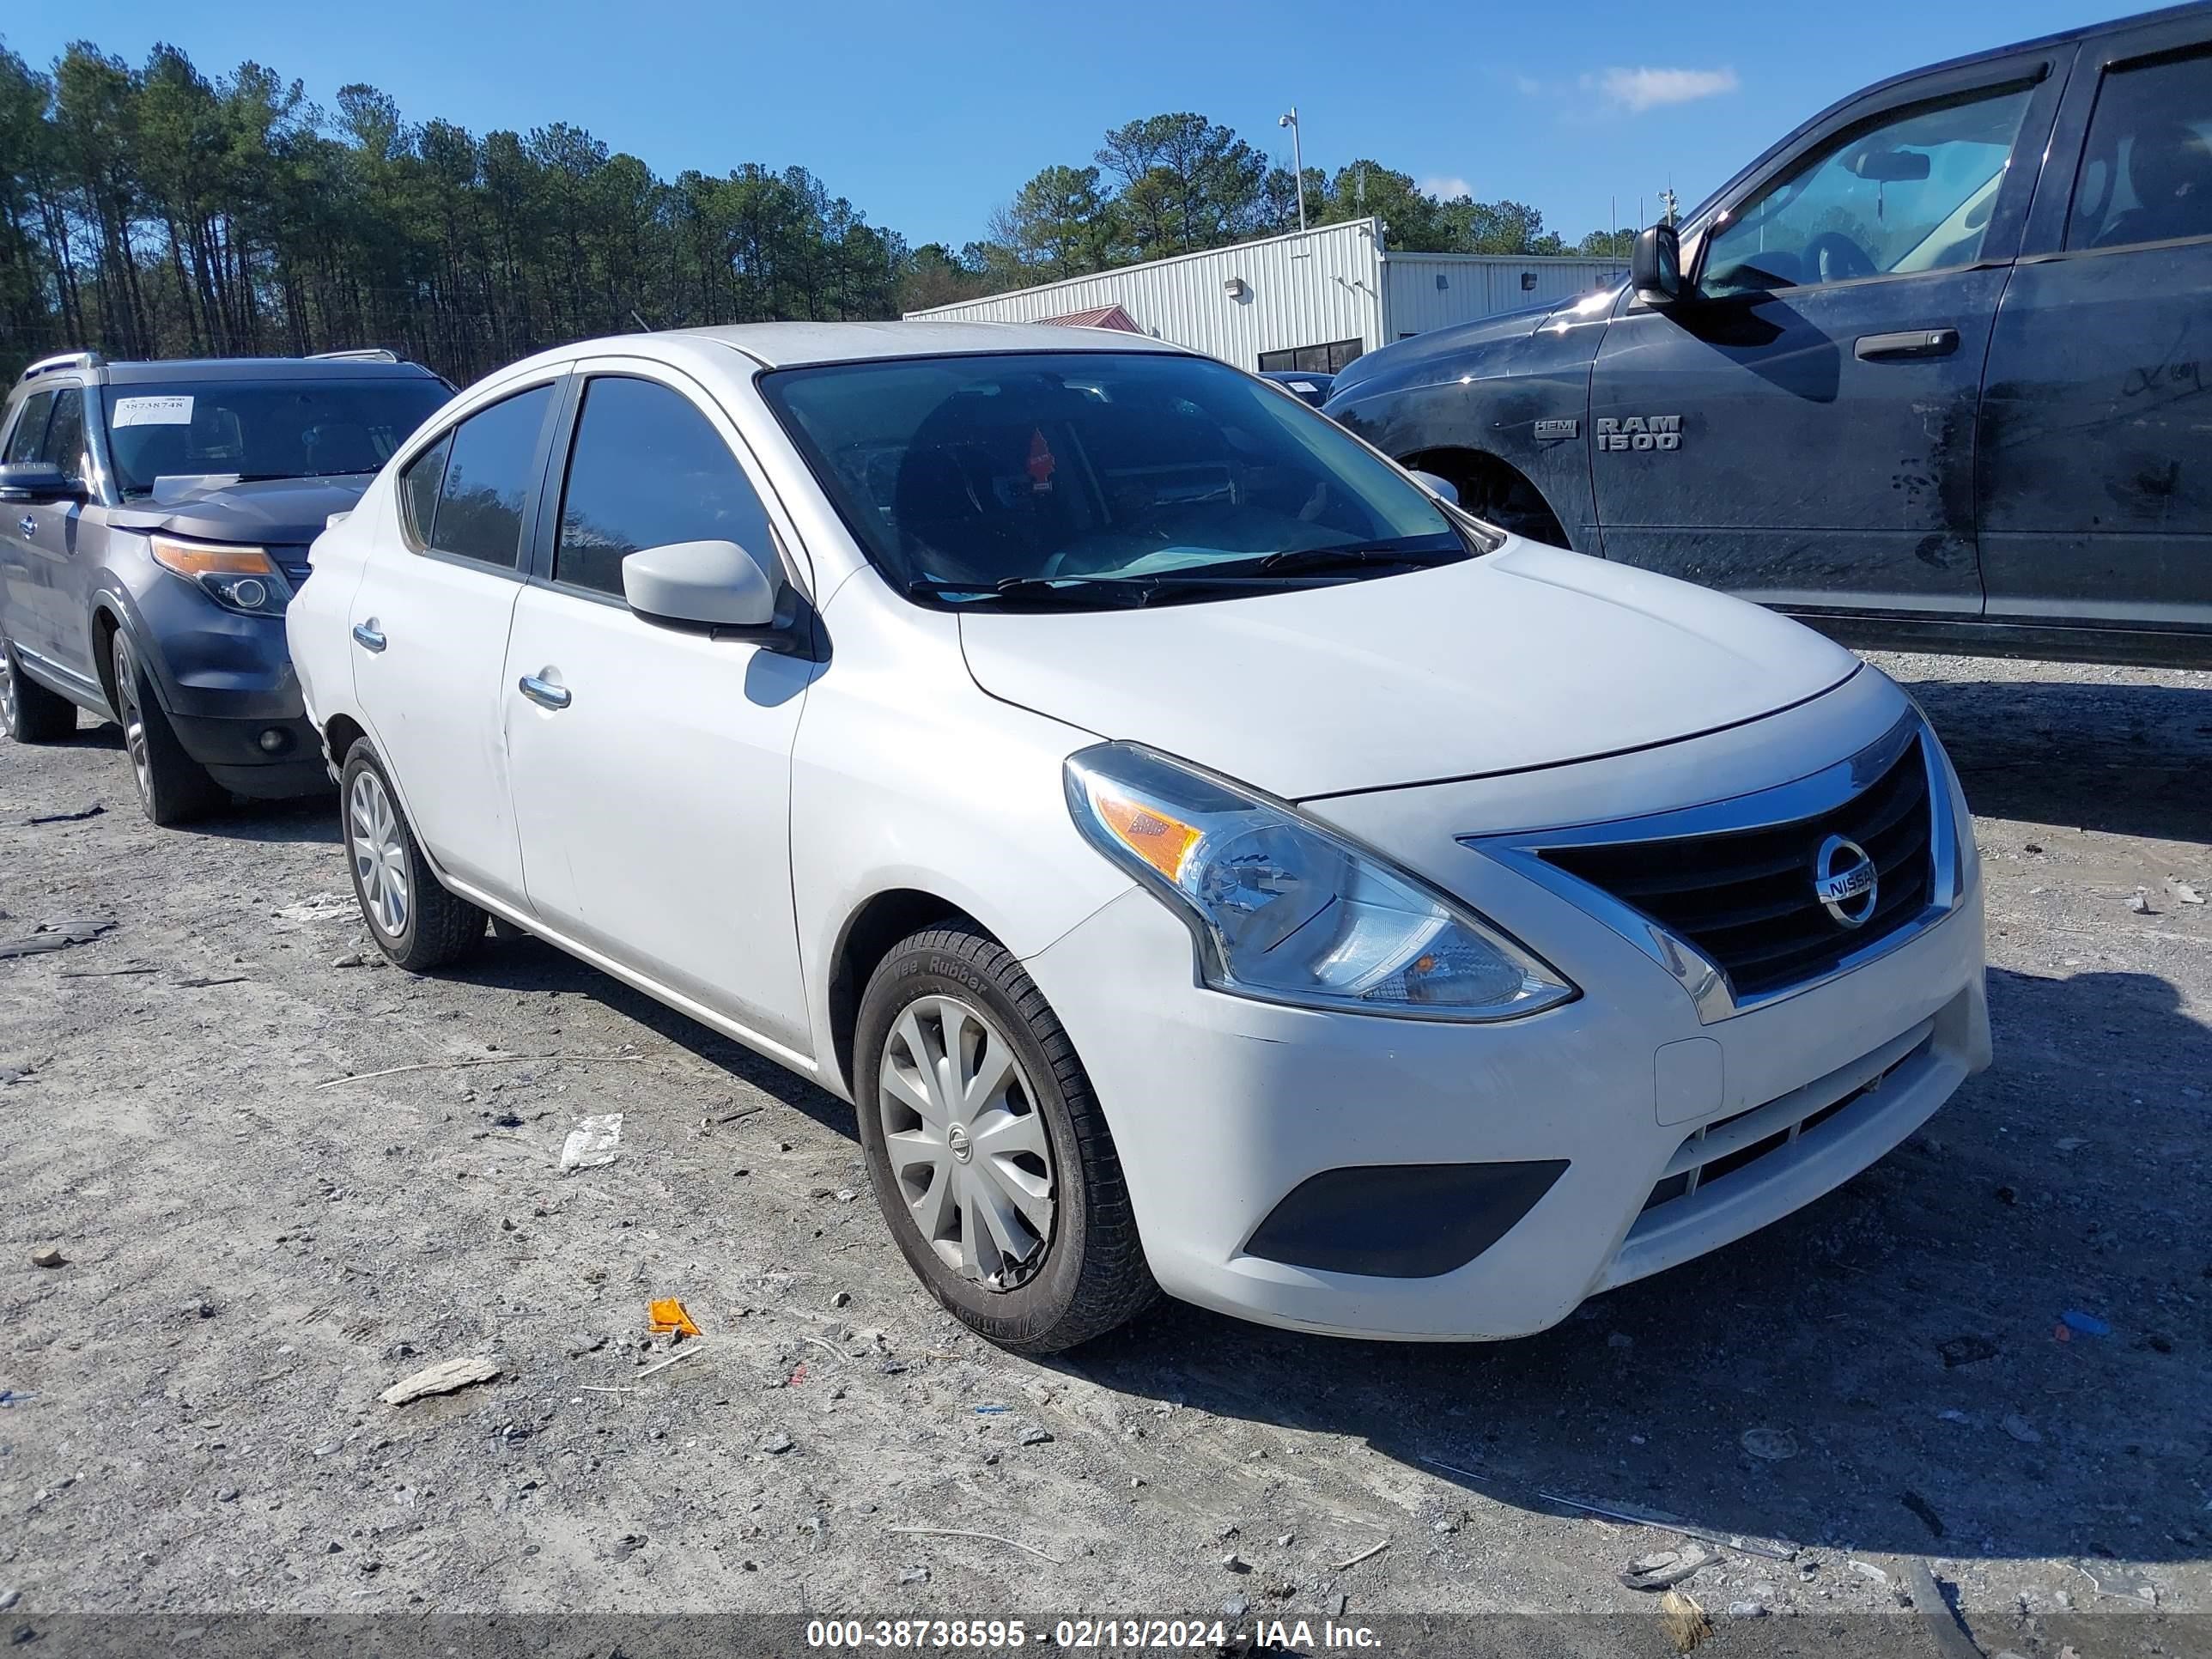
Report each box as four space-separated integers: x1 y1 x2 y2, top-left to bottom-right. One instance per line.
1419 453 1568 547
110 628 227 826
339 743 484 971
854 924 1157 1354
1 636 76 743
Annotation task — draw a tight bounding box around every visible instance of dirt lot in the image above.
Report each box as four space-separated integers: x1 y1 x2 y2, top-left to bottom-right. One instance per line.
3 650 2208 1653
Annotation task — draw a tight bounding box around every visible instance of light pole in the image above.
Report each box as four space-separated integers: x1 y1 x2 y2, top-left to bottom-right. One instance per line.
1279 107 1306 232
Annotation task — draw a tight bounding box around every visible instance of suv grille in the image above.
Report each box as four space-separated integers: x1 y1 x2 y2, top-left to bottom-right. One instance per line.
1540 736 1933 999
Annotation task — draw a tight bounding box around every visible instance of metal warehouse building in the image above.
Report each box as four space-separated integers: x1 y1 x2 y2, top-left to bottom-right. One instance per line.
904 216 1622 373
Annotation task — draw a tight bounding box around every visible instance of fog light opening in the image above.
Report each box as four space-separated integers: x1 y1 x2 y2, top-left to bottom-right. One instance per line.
257 726 293 755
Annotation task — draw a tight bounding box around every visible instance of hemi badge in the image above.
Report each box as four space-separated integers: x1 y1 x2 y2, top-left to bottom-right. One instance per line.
1534 418 1579 441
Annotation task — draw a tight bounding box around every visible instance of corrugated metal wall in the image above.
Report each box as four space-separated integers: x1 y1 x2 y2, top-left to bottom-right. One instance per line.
1381 255 1623 339
905 224 1627 368
906 221 1387 368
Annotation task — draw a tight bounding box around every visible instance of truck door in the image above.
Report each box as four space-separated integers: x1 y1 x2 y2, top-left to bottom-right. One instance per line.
1589 49 2069 622
1979 14 2212 645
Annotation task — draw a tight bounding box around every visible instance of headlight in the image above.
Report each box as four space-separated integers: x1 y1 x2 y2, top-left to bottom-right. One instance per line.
148 534 291 617
1065 742 1575 1021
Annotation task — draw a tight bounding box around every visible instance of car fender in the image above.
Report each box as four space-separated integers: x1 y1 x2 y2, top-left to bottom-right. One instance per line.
790 578 1137 1100
1327 294 1617 552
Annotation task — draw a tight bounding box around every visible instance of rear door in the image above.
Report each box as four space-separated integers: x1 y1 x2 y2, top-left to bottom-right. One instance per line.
1979 14 2212 641
1589 49 2069 620
501 362 818 1055
348 375 562 902
0 389 58 659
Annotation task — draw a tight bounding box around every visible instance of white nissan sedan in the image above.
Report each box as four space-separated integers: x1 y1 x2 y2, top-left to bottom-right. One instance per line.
289 322 1989 1353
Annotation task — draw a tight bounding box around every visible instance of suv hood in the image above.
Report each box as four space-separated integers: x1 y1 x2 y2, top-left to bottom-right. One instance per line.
957 541 1859 799
107 475 373 546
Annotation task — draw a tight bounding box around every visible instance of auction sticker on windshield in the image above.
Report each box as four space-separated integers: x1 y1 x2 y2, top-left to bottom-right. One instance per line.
111 395 194 427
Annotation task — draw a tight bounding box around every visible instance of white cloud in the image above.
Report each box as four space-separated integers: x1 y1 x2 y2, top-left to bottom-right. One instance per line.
1586 65 1740 113
1511 73 1544 96
1420 174 1474 201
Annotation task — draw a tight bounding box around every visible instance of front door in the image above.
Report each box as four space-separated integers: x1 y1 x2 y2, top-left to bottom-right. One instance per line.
1979 15 2212 641
1589 53 2066 620
349 377 562 901
501 367 817 1054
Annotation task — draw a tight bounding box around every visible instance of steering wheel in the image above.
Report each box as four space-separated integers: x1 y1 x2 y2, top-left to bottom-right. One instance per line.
1800 230 1877 284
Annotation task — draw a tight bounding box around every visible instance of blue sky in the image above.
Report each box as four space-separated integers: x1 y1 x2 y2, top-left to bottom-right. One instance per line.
11 0 2144 248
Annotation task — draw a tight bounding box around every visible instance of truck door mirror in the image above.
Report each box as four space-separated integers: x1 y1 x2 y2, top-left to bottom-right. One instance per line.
1632 224 1683 308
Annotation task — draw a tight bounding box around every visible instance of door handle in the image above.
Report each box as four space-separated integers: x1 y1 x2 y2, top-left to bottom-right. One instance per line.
16 516 34 539
1855 328 1960 362
518 672 571 710
351 622 386 653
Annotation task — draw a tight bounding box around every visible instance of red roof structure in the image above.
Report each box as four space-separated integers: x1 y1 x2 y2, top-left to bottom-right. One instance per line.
1038 303 1144 333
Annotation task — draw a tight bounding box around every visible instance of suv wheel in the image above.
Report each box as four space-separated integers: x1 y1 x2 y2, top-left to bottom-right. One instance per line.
340 744 484 971
1 638 76 743
854 924 1157 1354
110 629 226 825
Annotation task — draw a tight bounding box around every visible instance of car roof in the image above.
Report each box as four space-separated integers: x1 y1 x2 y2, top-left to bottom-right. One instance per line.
97 356 442 385
673 319 1189 369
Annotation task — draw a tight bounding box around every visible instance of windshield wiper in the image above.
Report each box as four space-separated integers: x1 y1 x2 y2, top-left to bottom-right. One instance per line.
1245 543 1466 577
905 576 1157 610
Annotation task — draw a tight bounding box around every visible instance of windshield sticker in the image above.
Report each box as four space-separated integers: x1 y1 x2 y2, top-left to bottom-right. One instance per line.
111 395 194 428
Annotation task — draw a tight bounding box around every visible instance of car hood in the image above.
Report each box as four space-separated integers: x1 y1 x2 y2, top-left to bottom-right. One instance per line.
957 541 1860 799
107 475 373 546
1324 285 1621 411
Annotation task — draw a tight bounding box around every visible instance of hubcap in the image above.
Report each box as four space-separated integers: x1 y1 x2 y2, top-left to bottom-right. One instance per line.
877 995 1054 1290
112 635 151 801
348 769 410 938
0 651 17 731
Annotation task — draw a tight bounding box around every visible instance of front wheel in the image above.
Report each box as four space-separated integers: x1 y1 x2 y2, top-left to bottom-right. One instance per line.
111 629 226 826
854 924 1157 1354
339 744 485 971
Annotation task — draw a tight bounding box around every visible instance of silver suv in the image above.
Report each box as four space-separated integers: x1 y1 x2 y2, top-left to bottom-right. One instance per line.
0 349 450 823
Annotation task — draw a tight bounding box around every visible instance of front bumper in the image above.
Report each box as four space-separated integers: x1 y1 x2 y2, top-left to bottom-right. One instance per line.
1020 677 1989 1341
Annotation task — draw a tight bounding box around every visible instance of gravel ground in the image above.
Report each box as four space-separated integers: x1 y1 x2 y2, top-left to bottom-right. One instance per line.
2 649 2207 1653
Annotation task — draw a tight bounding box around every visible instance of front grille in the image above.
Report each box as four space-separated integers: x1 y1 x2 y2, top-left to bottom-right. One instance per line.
1540 736 1933 1000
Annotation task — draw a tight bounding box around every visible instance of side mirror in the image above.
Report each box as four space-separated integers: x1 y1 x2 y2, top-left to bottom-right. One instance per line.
1408 469 1460 505
622 538 780 631
1632 223 1683 308
0 460 87 503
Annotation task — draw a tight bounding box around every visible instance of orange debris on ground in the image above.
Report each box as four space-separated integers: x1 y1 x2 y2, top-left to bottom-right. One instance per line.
647 1298 701 1339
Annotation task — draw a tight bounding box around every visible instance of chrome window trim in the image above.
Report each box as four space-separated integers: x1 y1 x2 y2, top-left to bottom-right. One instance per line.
1462 710 1961 1024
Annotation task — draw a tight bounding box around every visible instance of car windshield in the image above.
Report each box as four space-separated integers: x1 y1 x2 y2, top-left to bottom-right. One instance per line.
761 350 1479 610
102 378 452 497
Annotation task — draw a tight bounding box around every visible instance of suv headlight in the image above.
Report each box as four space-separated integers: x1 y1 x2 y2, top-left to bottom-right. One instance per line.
148 534 291 617
1066 742 1575 1021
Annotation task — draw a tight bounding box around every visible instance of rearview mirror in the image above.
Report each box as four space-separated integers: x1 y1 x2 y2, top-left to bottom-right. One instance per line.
1408 470 1460 505
1849 147 1932 183
1632 224 1682 308
0 460 88 503
622 538 780 631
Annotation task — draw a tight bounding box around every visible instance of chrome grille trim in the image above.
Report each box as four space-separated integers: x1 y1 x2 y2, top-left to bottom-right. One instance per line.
1462 709 1963 1024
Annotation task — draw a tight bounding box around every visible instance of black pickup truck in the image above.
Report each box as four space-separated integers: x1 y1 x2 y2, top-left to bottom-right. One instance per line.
1325 2 2212 668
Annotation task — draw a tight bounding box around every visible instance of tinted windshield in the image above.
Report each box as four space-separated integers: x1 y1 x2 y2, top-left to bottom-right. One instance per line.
102 378 451 496
762 351 1468 608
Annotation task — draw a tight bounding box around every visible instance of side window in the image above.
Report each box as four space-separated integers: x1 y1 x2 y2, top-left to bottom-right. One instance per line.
41 388 86 482
398 434 452 551
1702 82 2037 295
425 386 554 570
2067 46 2212 250
4 392 54 465
554 376 772 599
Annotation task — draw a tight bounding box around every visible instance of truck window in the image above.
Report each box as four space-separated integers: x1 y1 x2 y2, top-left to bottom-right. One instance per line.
2067 45 2212 251
1702 82 2036 295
